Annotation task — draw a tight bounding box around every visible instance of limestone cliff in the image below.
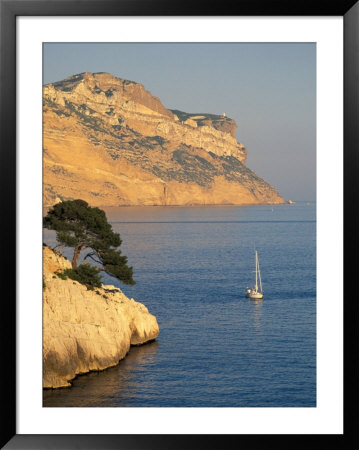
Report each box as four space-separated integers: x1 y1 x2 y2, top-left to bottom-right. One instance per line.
43 72 284 207
43 245 159 388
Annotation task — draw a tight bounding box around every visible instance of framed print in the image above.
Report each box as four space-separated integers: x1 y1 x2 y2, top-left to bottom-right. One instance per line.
1 0 357 448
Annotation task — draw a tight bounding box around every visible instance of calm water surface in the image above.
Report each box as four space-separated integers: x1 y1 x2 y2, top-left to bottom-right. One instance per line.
43 202 316 407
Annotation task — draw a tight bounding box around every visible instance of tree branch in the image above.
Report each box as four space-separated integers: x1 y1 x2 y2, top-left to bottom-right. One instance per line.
84 252 102 265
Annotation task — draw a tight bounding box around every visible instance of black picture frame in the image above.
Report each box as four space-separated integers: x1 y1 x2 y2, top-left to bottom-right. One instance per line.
1 1 357 448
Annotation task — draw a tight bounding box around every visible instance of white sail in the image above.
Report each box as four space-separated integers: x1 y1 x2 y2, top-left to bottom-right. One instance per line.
247 250 263 299
257 252 263 293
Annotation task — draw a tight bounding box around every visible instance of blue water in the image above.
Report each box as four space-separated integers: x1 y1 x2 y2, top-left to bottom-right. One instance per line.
43 202 316 407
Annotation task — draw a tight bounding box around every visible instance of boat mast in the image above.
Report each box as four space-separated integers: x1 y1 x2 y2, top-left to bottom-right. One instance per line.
255 250 258 292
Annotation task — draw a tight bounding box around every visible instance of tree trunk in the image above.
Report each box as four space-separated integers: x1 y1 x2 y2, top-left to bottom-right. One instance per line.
72 245 83 268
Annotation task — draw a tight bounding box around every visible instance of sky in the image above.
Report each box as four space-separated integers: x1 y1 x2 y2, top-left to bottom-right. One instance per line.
43 43 316 201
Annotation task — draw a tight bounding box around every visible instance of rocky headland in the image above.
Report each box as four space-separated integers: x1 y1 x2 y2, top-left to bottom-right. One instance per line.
43 72 285 207
43 245 159 389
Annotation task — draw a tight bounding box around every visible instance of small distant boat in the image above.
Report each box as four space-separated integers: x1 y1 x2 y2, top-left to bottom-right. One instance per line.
245 250 264 299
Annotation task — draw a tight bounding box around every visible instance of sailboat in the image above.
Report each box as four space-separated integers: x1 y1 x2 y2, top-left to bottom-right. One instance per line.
245 250 264 299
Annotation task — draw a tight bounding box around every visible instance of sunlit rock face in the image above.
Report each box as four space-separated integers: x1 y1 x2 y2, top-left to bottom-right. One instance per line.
43 246 159 388
43 72 284 207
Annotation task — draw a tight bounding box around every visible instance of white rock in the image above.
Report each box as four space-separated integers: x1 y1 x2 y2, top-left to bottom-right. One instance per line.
42 246 159 388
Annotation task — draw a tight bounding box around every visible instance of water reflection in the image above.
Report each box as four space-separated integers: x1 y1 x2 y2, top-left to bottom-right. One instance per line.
43 341 159 407
250 299 263 330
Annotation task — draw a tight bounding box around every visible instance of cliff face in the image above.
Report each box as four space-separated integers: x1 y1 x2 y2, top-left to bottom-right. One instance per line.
43 72 284 207
43 245 159 388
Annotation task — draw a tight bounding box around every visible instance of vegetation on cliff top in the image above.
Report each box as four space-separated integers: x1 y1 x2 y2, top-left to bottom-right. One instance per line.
56 264 103 290
43 199 135 286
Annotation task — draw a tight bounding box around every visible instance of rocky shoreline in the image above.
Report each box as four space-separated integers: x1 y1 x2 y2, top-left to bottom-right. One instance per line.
43 246 159 389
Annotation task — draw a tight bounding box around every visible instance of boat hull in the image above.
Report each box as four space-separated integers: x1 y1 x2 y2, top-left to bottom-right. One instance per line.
249 292 263 299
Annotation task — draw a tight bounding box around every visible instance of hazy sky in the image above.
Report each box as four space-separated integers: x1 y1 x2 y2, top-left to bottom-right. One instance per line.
43 43 316 201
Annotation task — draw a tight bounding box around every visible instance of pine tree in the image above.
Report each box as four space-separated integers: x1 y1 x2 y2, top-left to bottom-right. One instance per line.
43 199 135 285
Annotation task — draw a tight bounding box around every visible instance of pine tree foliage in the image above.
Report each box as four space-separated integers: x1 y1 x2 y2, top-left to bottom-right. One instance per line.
43 199 135 285
62 264 103 290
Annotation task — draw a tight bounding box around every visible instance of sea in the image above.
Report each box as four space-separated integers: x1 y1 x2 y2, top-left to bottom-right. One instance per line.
43 201 316 407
